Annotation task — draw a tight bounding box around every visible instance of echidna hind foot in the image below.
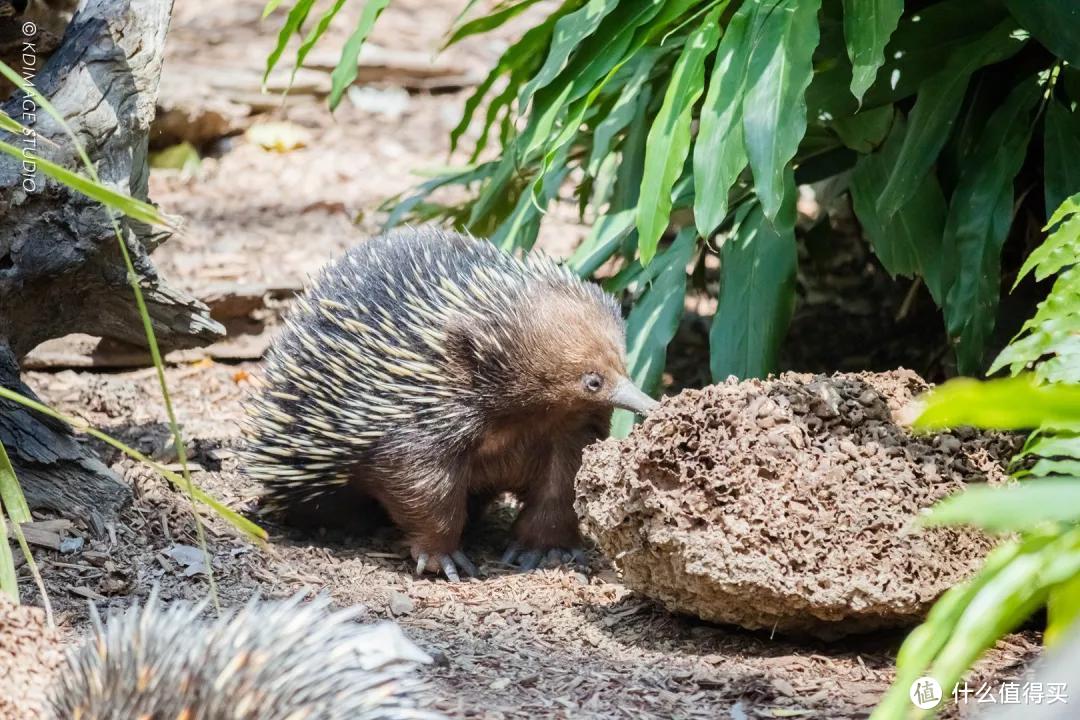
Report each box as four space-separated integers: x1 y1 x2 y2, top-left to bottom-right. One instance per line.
242 226 659 580
48 591 444 720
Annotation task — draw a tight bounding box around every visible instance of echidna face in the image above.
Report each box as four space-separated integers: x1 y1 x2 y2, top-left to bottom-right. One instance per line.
514 289 657 418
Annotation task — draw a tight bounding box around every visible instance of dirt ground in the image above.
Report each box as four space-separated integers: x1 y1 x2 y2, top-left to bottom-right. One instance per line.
8 0 1042 718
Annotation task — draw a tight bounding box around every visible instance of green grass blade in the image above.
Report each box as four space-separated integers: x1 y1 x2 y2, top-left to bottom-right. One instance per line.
264 0 317 83
0 141 175 230
289 0 349 92
262 0 285 19
444 0 546 49
0 387 266 544
328 0 392 110
0 441 53 622
0 440 30 525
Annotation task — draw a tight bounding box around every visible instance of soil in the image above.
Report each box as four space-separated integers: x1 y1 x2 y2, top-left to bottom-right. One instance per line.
577 370 1017 638
2 0 1044 718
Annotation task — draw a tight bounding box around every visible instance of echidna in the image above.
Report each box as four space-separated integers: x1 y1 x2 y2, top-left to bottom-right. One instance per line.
243 227 657 580
49 592 443 720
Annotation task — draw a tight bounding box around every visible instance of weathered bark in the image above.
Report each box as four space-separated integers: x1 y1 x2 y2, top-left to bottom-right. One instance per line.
0 0 224 527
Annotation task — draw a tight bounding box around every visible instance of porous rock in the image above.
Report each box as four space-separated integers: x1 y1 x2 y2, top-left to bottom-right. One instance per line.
0 596 62 720
575 370 1017 638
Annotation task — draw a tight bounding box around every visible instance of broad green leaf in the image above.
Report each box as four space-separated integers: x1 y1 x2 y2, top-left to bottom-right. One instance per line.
264 0 316 82
693 2 754 238
742 0 821 225
328 0 392 111
0 141 174 230
1004 0 1080 66
444 0 547 48
842 0 903 103
830 104 893 154
1043 100 1080 221
1047 573 1080 646
849 115 948 304
611 228 695 438
588 51 658 177
710 181 797 380
809 0 1011 121
926 540 1074 699
636 8 722 265
516 0 619 111
921 478 1080 532
610 84 652 214
914 376 1080 431
568 209 635 277
940 77 1040 374
875 19 1025 221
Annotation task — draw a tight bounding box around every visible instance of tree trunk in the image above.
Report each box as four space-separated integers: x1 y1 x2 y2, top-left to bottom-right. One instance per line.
0 0 224 530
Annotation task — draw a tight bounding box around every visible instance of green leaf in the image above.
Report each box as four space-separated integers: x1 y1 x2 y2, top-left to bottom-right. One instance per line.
262 0 284 19
0 504 13 601
636 8 722 265
611 228 696 438
0 441 30 525
922 478 1080 532
914 376 1080 431
710 181 797 380
742 0 821 225
925 537 1075 697
849 115 948 304
611 84 652 214
328 0 392 111
1044 102 1080 224
568 209 636 277
692 2 753 238
841 0 903 103
289 0 348 92
989 274 1080 383
1022 432 1080 463
940 76 1040 374
830 104 893 154
588 51 658 177
444 0 547 48
809 0 1011 122
517 0 620 111
874 19 1025 221
1019 207 1080 285
264 0 316 82
1047 572 1080 646
1004 0 1080 66
450 8 565 155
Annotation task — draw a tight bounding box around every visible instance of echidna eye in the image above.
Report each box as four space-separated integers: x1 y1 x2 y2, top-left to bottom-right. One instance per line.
582 372 604 393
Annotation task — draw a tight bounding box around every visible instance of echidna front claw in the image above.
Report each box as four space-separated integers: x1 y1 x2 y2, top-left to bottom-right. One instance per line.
502 543 588 572
414 550 479 582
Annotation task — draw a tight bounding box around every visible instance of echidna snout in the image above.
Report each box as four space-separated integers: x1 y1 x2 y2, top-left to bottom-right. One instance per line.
243 227 658 580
